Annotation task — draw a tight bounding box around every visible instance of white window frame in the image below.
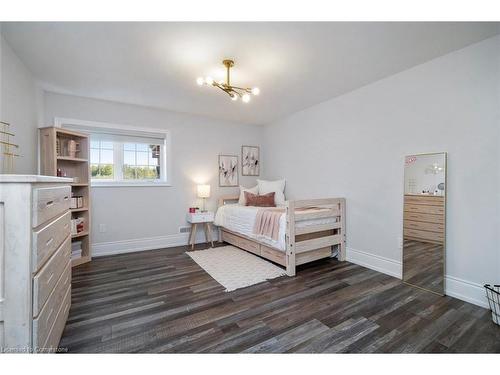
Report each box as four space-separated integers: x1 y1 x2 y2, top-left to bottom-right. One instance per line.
54 118 172 187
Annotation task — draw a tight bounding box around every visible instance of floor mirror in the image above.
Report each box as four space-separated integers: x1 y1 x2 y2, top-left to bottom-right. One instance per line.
403 152 446 295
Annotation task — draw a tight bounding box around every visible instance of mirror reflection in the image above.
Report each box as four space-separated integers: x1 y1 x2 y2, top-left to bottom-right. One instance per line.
403 153 446 295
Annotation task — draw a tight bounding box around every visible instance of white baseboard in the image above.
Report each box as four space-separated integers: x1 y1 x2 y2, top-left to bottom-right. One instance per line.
346 247 488 308
347 247 402 279
93 231 219 257
445 275 488 308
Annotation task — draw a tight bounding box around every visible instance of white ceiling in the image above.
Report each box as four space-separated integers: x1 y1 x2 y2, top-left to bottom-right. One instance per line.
2 22 499 125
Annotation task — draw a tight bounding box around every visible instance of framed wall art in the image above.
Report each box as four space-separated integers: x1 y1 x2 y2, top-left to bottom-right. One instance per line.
219 154 239 187
241 145 260 176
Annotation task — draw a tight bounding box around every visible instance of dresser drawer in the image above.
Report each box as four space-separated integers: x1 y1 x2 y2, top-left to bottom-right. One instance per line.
32 186 71 228
222 230 261 255
404 212 445 224
32 211 71 272
187 212 215 223
404 220 445 233
33 262 71 348
404 228 445 243
404 195 444 206
33 236 71 317
261 245 286 266
41 285 71 351
404 203 444 215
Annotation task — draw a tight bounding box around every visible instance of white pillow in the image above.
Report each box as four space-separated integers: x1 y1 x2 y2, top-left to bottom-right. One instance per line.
257 179 286 206
238 185 259 205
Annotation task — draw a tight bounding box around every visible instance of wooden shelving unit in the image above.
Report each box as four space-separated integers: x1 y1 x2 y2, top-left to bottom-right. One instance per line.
57 156 88 162
71 255 92 268
71 207 89 213
39 127 92 267
72 230 90 239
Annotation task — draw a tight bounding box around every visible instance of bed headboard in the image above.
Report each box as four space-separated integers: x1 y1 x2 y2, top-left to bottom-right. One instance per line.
218 195 239 208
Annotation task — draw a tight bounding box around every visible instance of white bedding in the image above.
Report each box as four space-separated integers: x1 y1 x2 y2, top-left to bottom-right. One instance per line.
214 204 338 251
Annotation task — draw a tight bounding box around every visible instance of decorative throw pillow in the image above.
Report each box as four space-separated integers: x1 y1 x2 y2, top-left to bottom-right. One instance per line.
238 185 259 205
257 179 286 206
244 191 276 207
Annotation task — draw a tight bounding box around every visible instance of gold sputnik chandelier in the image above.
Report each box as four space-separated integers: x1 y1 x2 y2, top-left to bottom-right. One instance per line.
196 59 260 103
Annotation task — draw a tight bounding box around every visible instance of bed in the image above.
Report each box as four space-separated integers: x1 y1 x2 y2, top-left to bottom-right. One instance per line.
215 196 346 276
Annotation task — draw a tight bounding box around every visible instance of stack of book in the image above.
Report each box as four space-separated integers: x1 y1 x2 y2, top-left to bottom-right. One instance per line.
71 241 82 260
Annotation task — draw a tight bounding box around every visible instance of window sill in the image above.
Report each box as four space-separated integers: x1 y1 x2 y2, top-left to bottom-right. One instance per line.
92 181 172 188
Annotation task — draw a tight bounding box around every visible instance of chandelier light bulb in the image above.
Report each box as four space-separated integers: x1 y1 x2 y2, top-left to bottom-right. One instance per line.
196 60 260 103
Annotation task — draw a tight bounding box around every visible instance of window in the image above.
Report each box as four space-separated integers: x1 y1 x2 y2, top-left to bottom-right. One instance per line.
90 141 114 179
90 140 164 184
90 138 167 186
59 119 170 187
123 143 160 180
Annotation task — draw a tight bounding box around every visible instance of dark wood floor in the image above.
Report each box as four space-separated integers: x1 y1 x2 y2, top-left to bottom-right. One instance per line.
60 243 500 353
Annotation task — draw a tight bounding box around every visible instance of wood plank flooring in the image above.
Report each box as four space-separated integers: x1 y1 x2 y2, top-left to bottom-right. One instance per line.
59 243 500 353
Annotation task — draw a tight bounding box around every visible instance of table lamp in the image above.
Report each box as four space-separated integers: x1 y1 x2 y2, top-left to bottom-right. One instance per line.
197 184 210 212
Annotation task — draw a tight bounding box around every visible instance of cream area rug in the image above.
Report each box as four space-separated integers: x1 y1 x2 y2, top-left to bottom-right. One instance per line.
186 245 286 292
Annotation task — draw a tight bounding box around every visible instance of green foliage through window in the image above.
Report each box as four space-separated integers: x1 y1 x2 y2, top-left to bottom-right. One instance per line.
123 165 159 180
91 164 113 179
123 144 160 180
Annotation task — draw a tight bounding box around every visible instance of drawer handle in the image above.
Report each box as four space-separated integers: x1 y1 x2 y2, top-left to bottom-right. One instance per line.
46 200 54 207
46 237 54 247
63 196 70 201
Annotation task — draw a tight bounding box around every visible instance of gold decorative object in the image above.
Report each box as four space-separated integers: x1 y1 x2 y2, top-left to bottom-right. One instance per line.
196 59 260 103
0 121 21 173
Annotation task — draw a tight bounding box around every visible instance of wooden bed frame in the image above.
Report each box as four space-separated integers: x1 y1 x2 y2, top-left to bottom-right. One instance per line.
217 196 346 276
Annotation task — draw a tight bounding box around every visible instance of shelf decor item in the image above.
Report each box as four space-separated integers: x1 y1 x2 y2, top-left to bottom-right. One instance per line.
0 121 21 173
68 139 80 158
39 126 92 267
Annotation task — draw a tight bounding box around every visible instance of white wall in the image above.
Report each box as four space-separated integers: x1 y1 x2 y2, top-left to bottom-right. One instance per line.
263 36 500 307
44 92 263 254
0 33 38 174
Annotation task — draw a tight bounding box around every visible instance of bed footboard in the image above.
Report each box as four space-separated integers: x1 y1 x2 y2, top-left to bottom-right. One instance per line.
285 198 346 276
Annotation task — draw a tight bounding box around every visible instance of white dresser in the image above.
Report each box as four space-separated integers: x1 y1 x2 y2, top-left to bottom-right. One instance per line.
0 175 73 353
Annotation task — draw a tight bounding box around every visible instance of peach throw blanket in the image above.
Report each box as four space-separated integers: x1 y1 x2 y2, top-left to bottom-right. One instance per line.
253 208 285 241
253 207 320 241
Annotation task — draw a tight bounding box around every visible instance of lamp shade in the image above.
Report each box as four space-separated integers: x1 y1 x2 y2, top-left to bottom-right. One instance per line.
197 184 211 198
